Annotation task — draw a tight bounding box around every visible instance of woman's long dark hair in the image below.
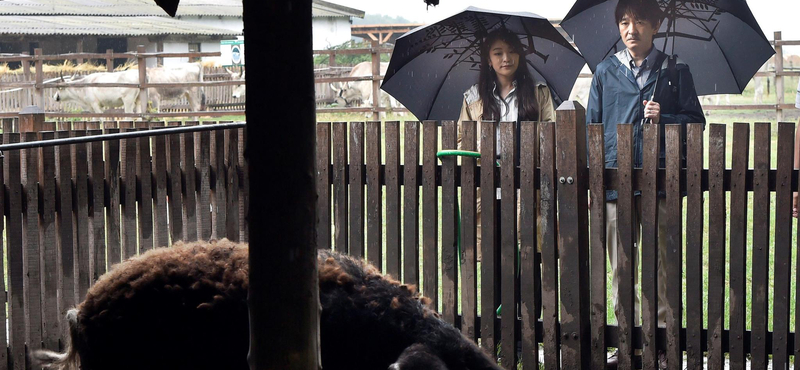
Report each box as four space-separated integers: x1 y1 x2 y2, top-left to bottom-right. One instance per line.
478 27 539 121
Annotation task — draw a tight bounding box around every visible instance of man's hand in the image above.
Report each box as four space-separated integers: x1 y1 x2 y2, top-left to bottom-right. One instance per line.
643 100 661 124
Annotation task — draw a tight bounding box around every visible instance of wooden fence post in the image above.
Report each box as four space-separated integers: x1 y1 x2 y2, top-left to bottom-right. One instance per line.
775 32 784 122
137 45 148 115
371 39 380 118
555 101 590 369
20 53 30 108
34 48 43 108
106 49 114 72
18 105 44 133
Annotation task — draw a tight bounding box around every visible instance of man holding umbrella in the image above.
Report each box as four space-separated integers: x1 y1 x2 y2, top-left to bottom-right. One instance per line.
584 0 705 368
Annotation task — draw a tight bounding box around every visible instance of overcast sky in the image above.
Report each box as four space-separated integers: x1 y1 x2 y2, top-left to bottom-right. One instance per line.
334 0 799 49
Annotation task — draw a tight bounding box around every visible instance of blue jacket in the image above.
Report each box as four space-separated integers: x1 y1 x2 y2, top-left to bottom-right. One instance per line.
586 48 705 200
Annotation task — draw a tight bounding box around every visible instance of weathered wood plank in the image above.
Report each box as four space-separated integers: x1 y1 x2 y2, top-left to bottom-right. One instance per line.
366 121 382 269
519 120 539 370
402 121 419 285
539 121 560 370
480 119 498 357
54 130 76 338
772 122 793 369
316 123 331 250
556 104 590 369
422 120 438 311
665 124 684 369
39 131 60 351
168 128 184 244
197 130 212 241
385 121 401 277
498 120 517 369
238 127 248 243
615 124 635 370
332 122 348 253
137 127 154 251
640 123 659 370
440 120 458 325
120 128 138 257
211 127 226 240
181 122 198 241
588 123 607 370
4 133 24 370
22 132 43 357
684 123 704 370
0 157 7 369
349 122 365 258
459 120 477 342
225 128 240 242
728 123 749 370
105 128 122 266
152 130 169 249
72 130 91 300
751 122 769 370
88 130 106 280
708 124 726 370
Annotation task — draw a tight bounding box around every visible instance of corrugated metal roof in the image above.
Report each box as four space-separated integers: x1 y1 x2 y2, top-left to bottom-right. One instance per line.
312 0 363 18
0 15 241 36
0 0 363 18
0 0 243 17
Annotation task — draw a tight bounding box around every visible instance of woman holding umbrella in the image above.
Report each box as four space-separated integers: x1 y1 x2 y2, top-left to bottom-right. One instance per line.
457 27 555 261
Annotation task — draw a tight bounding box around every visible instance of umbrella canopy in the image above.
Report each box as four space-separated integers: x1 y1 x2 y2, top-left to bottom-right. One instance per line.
382 6 585 121
561 0 775 95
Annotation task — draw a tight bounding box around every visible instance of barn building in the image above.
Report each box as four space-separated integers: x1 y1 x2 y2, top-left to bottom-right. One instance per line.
0 0 362 67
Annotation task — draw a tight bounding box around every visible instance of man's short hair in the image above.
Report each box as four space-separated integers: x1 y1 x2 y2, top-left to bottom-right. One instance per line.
615 0 664 27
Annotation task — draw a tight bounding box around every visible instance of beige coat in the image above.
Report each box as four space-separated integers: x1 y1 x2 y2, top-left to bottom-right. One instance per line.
456 83 555 255
456 82 556 150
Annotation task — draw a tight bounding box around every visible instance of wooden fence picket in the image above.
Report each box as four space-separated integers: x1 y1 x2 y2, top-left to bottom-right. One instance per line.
366 121 382 269
729 123 749 370
684 123 704 370
225 128 240 242
421 120 438 310
89 130 106 280
316 122 331 250
708 124 726 369
152 130 169 249
459 119 477 342
39 131 59 351
72 130 91 299
332 122 348 253
21 132 42 356
772 122 794 369
440 120 457 325
105 128 122 266
479 119 498 357
384 121 400 277
4 133 23 370
402 121 419 286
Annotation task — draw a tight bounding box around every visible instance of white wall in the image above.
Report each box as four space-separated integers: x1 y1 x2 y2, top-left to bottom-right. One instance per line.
312 17 352 50
162 42 190 66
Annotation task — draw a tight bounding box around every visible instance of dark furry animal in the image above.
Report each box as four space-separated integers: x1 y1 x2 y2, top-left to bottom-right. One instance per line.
32 239 501 370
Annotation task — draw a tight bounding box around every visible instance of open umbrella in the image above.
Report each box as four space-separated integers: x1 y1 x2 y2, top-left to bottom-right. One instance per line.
381 6 585 121
560 0 775 95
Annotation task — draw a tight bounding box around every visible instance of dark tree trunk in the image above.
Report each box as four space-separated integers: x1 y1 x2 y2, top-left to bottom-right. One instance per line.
244 1 319 370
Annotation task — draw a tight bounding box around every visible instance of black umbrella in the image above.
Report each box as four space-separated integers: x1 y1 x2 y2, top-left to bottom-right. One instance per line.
381 7 585 121
561 0 775 95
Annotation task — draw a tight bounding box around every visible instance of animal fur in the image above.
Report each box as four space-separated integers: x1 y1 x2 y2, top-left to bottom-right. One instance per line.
32 239 501 370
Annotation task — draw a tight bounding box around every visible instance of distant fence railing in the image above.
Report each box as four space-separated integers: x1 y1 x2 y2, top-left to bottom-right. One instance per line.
0 47 246 119
0 115 248 369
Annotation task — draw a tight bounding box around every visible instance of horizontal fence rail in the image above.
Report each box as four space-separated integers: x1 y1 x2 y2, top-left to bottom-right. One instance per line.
0 119 248 370
316 108 800 369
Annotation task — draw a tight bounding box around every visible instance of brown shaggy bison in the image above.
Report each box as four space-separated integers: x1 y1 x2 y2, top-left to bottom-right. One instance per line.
33 239 501 370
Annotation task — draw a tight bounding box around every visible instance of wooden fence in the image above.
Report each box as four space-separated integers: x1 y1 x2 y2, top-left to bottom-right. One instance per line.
0 117 247 370
316 103 800 369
